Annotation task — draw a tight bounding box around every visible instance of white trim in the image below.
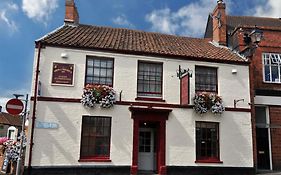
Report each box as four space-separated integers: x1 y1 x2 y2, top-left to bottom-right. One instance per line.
255 95 281 106
36 25 66 42
262 52 281 84
266 107 273 170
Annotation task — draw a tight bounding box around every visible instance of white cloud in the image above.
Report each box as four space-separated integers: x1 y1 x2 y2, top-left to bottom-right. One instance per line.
146 8 179 35
7 3 19 11
0 98 9 112
0 10 17 31
146 0 232 37
253 0 281 18
112 15 135 28
22 0 58 23
0 2 19 32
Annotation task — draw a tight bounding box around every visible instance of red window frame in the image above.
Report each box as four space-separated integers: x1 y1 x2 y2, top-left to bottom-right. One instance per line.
195 122 220 162
195 66 218 93
85 56 114 87
137 61 163 98
79 116 112 161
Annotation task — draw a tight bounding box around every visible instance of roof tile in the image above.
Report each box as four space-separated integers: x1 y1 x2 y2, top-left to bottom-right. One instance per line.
39 24 246 63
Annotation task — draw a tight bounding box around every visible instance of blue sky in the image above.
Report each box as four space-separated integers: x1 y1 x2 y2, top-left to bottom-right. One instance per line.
0 0 280 110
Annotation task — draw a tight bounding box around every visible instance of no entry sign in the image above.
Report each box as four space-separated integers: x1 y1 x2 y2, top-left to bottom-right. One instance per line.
6 99 24 115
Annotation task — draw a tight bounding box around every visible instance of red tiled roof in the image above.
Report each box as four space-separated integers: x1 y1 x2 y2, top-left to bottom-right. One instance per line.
227 16 281 29
0 112 21 126
38 24 246 64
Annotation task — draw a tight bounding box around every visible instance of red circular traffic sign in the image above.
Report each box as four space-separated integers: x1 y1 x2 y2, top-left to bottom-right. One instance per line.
6 99 24 115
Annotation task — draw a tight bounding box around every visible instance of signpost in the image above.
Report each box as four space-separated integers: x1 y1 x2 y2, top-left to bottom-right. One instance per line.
6 99 24 115
5 95 28 175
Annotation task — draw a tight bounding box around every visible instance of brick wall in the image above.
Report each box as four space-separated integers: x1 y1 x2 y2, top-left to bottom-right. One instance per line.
251 30 281 91
270 106 281 170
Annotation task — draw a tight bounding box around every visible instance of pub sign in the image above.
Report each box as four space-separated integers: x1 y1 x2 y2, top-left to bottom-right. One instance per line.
51 62 74 86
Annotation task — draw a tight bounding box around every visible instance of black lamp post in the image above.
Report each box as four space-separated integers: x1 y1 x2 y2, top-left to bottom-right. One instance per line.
242 26 263 170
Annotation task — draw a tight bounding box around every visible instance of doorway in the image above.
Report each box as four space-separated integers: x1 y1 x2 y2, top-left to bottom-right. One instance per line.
138 127 157 172
256 106 272 170
256 128 270 169
129 106 171 175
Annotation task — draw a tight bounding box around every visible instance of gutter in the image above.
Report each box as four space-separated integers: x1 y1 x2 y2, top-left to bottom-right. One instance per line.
27 41 42 174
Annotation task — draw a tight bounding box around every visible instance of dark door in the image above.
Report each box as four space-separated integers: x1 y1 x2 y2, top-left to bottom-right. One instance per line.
256 128 270 169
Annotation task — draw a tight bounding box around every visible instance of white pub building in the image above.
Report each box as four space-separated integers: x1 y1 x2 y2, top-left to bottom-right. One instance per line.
25 0 254 175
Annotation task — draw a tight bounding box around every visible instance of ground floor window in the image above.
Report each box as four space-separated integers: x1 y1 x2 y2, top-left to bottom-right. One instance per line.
196 122 219 161
80 116 111 160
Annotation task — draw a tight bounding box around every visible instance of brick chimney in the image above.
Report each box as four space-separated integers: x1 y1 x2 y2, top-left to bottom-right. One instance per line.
212 0 227 45
65 0 79 24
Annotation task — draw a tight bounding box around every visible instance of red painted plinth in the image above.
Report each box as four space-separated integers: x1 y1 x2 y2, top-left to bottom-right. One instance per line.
130 165 138 175
159 166 167 175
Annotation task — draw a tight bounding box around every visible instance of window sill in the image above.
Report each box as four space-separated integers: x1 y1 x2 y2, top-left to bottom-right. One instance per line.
195 159 223 164
79 158 111 162
135 97 165 102
262 81 281 84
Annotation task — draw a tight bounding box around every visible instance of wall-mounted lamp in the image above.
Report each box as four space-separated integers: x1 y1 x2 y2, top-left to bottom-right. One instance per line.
243 26 263 45
232 69 237 74
241 26 263 57
61 53 68 59
177 65 192 79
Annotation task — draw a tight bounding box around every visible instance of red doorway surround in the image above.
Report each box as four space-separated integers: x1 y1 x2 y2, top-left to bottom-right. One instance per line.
129 107 172 175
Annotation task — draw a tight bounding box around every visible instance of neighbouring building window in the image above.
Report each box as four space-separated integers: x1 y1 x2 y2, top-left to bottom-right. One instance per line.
263 53 281 83
195 66 217 93
196 122 219 161
137 61 163 98
80 116 111 160
85 56 114 86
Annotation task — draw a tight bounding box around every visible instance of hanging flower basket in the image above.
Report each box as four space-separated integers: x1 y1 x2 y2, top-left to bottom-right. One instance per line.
81 84 116 108
193 92 225 115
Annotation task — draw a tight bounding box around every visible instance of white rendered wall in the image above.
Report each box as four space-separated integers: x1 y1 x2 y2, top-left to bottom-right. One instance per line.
26 101 253 167
32 46 250 108
26 46 252 167
166 110 253 167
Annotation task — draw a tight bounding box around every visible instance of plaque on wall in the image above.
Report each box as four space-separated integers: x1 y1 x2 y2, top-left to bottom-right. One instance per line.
51 62 74 86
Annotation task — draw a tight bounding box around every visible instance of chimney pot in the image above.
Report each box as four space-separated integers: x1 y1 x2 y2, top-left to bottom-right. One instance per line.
0 106 2 112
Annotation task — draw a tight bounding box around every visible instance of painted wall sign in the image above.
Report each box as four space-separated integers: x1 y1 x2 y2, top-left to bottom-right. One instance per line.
35 121 59 129
51 62 74 86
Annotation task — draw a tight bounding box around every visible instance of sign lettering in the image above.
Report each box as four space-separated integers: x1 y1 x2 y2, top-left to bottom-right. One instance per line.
51 63 74 86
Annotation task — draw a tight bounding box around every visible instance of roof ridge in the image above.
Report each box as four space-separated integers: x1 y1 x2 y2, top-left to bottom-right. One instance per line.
227 15 281 20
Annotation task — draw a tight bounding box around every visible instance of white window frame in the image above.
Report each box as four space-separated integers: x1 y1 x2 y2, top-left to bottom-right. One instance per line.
263 53 281 83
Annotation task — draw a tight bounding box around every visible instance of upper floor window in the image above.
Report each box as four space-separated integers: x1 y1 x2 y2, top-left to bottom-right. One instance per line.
137 61 163 98
85 56 114 86
195 66 217 93
196 122 220 162
263 53 281 83
80 116 112 160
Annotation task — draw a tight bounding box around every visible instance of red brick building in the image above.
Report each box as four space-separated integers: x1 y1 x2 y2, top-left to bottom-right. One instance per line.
205 0 281 171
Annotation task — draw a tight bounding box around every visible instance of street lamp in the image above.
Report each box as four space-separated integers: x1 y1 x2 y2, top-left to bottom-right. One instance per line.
242 26 263 169
241 26 263 57
243 26 263 46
